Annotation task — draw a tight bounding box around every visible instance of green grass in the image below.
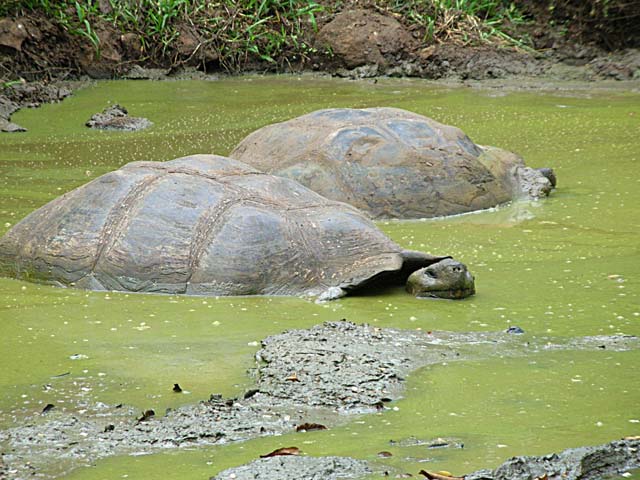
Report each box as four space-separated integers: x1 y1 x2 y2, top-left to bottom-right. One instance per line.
1 0 531 71
377 0 529 48
2 0 324 70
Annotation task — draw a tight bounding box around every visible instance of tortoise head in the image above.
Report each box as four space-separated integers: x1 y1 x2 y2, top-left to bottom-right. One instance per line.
406 258 475 299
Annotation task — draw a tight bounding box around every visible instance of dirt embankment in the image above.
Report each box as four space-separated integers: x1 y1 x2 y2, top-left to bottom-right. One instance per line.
1 4 639 130
1 5 639 84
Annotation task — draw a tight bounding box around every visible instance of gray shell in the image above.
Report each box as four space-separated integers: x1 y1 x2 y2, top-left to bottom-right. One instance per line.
231 107 550 219
0 155 442 297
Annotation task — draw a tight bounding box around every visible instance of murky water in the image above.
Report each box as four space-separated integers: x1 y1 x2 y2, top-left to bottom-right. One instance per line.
1 76 639 479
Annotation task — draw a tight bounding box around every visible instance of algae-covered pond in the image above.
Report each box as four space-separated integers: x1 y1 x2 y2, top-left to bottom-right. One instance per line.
1 76 639 479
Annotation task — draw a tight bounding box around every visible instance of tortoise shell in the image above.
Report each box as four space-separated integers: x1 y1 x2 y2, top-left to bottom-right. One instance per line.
231 107 552 219
0 155 445 297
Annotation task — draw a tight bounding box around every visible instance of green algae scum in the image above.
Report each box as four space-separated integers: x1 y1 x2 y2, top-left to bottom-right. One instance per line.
1 76 639 479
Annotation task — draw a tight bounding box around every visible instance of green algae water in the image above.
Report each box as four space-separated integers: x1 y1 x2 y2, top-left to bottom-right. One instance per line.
1 76 639 478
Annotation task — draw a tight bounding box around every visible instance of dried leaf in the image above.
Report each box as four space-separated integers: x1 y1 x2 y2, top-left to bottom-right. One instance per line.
534 475 549 480
260 446 301 458
136 409 155 423
41 403 55 414
377 451 393 457
295 423 327 432
285 372 300 382
418 470 463 480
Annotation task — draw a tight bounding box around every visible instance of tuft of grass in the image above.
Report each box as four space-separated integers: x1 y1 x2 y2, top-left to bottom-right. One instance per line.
376 0 532 50
1 0 533 70
3 0 324 71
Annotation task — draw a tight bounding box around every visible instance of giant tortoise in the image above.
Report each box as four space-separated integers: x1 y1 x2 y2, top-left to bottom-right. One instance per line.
0 155 474 300
230 107 556 219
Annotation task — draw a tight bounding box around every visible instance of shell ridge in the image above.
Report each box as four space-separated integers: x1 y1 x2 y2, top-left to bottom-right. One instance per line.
185 194 245 286
126 162 267 181
90 172 166 275
283 210 327 291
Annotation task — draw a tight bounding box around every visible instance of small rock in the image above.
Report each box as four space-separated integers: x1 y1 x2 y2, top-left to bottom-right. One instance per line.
0 119 26 132
86 104 152 131
122 65 169 80
506 326 525 334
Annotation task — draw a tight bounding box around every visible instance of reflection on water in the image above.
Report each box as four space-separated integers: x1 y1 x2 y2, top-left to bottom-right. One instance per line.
0 76 639 478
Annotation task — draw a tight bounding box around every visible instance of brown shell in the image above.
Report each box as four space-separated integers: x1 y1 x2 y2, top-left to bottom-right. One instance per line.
0 155 441 297
231 107 528 219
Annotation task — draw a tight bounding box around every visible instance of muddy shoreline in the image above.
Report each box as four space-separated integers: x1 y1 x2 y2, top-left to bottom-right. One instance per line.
1 321 637 479
210 438 640 480
1 4 639 133
2 64 639 137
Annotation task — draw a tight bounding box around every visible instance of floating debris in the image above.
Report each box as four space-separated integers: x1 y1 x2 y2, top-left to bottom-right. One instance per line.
136 409 155 424
295 423 327 432
260 447 300 458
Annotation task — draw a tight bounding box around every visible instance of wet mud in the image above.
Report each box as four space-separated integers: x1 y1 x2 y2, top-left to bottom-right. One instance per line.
213 437 640 480
1 321 637 479
465 437 640 480
210 455 371 480
0 80 73 132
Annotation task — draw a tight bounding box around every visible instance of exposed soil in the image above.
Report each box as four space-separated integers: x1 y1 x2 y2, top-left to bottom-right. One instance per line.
1 7 639 84
1 6 639 131
1 320 637 479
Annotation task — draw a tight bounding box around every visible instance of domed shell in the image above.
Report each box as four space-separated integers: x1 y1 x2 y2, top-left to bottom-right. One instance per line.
0 155 441 297
231 107 551 219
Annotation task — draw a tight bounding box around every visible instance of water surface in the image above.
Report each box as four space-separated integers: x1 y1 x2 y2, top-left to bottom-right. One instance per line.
1 76 638 478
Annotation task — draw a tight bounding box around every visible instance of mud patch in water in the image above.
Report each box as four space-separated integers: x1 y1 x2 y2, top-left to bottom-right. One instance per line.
1 321 637 479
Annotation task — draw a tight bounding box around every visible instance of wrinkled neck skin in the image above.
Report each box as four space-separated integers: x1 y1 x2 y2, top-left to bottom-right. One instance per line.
317 252 475 301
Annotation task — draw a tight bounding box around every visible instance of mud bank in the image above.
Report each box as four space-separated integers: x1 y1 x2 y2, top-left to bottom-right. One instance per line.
1 321 637 479
210 437 640 480
2 6 639 85
465 437 640 480
0 80 75 132
211 455 371 480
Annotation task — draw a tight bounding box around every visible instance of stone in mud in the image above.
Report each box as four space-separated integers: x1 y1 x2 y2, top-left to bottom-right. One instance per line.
315 9 417 72
231 107 556 220
86 104 152 131
465 438 640 480
0 18 29 51
210 456 371 480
